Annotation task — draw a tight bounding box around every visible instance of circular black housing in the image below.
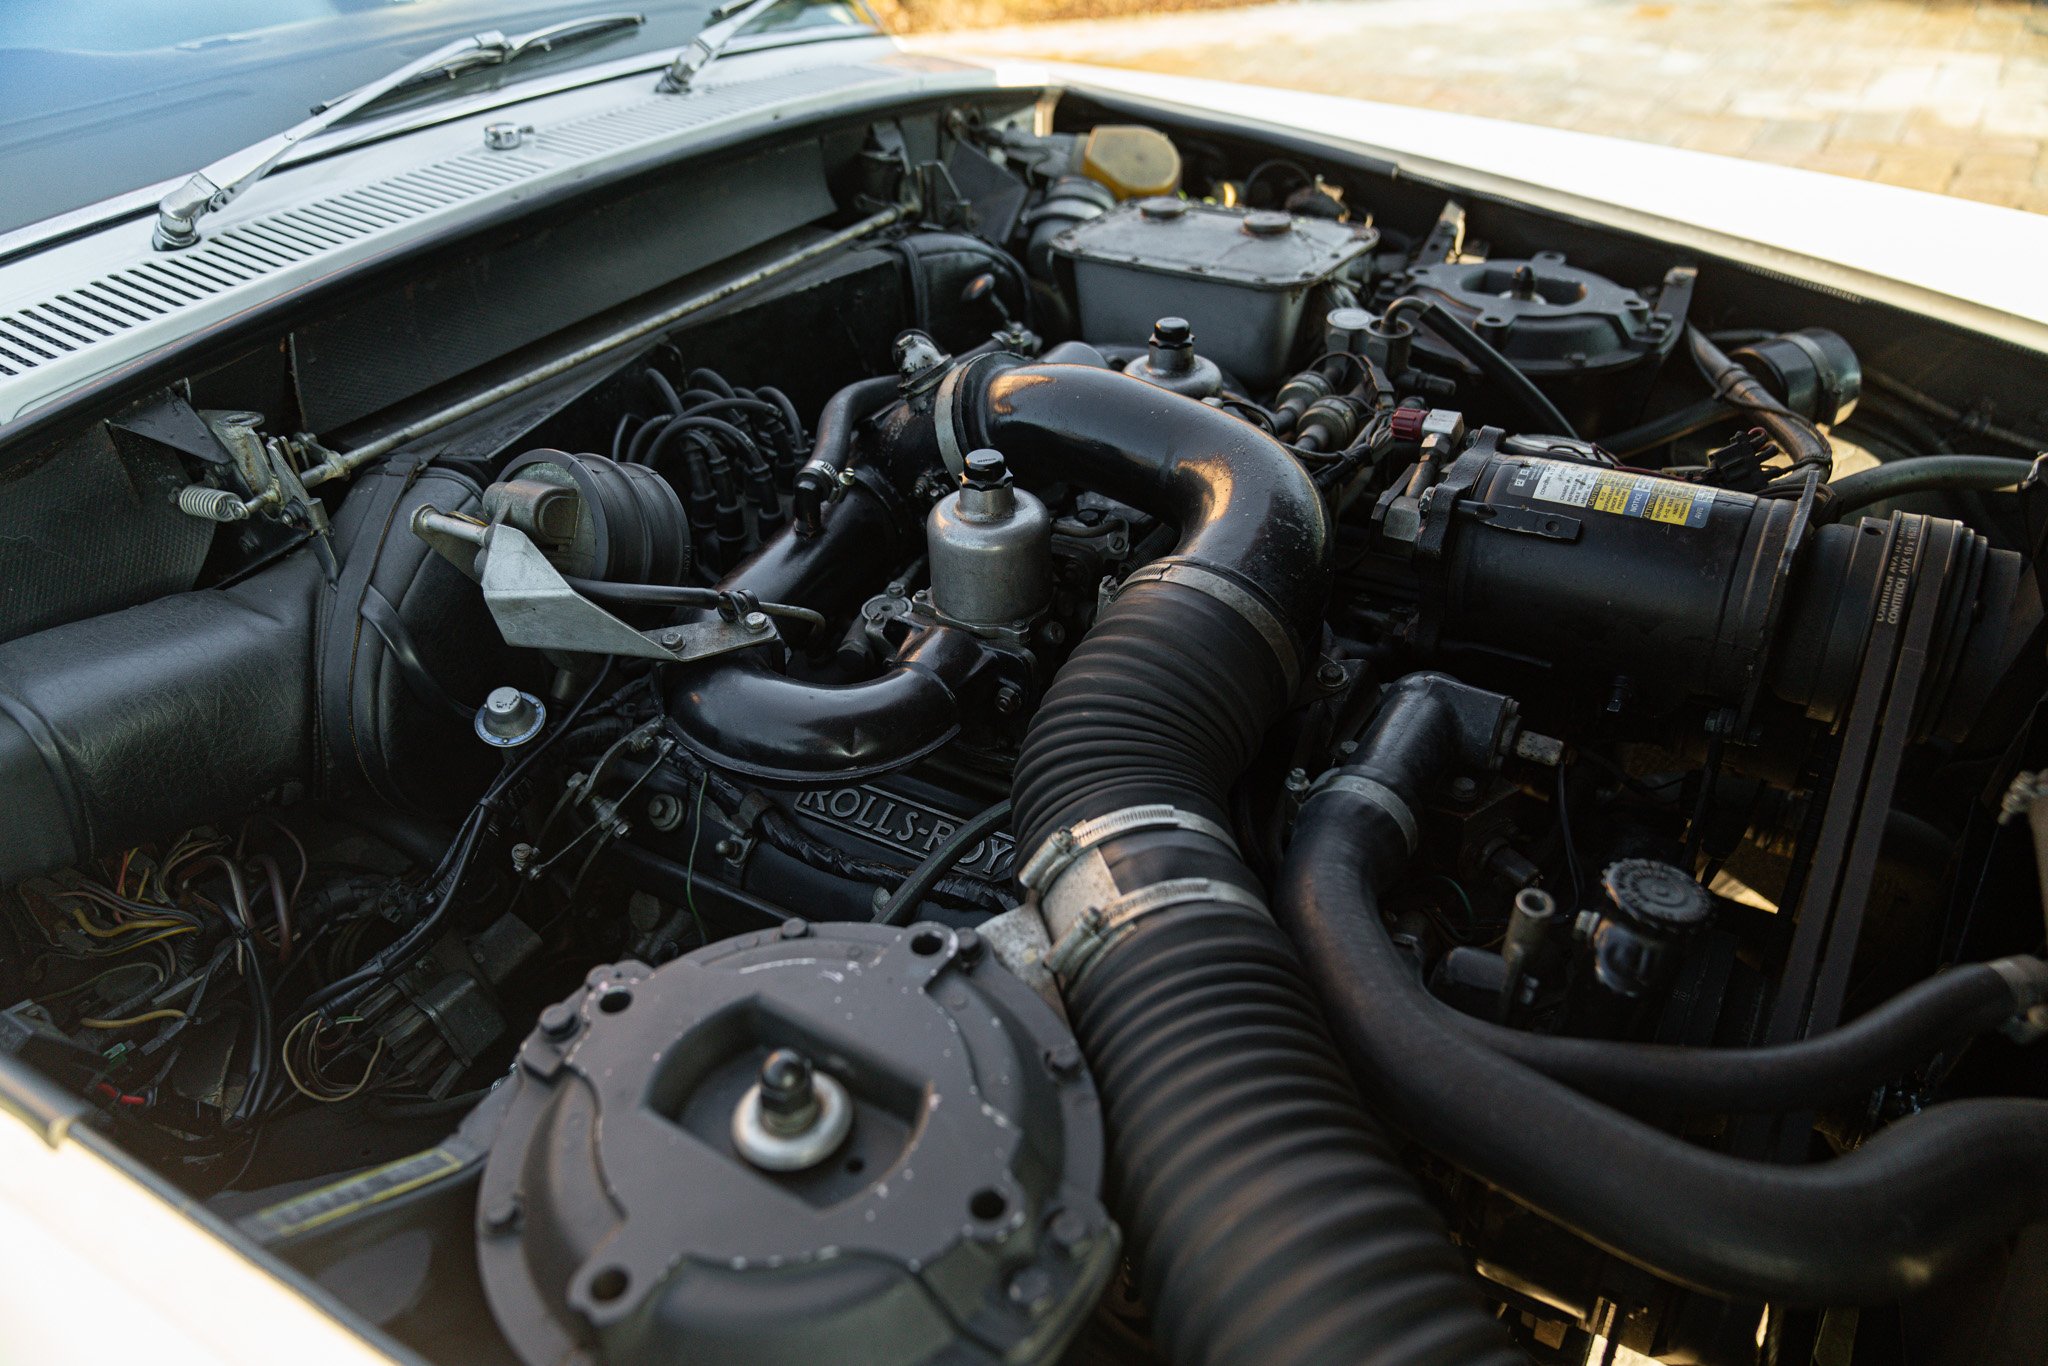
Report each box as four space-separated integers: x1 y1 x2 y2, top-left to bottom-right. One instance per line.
1403 252 1682 432
475 920 1117 1366
1404 252 1671 378
499 449 690 585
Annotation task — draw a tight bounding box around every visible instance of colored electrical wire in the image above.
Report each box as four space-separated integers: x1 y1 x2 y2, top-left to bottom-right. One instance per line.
79 1009 186 1030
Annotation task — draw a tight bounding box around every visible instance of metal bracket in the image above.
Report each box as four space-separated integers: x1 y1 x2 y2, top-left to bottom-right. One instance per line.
1467 502 1583 541
411 507 776 664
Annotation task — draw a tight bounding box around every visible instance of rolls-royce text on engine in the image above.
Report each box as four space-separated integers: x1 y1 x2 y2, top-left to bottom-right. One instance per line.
2 80 2046 1366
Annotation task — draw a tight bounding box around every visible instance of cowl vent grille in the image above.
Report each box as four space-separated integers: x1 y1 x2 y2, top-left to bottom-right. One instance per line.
0 66 879 383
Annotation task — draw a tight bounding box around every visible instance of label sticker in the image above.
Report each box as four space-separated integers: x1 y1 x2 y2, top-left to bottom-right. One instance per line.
1509 462 1716 529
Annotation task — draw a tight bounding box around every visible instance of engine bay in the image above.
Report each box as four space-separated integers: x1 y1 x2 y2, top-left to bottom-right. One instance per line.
3 93 2047 1365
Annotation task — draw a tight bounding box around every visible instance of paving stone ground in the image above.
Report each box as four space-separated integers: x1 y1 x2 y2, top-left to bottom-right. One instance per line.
911 0 2048 213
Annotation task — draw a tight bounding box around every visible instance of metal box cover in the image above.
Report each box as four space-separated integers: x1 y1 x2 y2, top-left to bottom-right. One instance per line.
1052 198 1372 385
1055 198 1367 289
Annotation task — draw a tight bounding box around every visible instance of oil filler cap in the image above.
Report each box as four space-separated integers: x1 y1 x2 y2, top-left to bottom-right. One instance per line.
475 922 1117 1366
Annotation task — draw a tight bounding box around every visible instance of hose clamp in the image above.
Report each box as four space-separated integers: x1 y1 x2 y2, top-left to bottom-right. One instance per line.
1987 957 2048 1042
1115 561 1301 692
1044 877 1267 986
1018 803 1239 895
1309 771 1418 853
935 360 970 478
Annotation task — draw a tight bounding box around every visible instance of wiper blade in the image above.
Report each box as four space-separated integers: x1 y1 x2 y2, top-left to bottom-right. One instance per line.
658 0 785 94
309 13 648 116
152 14 645 251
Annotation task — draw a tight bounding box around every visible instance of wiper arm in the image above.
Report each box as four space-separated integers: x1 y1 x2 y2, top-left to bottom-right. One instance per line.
657 0 785 94
152 13 645 251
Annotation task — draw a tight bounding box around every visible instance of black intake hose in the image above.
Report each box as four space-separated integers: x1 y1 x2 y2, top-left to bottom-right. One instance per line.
962 367 1519 1364
1279 672 2048 1305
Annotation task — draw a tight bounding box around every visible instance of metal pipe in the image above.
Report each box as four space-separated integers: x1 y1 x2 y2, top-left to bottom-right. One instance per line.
301 204 906 486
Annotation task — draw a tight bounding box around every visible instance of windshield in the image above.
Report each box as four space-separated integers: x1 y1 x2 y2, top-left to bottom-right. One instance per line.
0 0 874 235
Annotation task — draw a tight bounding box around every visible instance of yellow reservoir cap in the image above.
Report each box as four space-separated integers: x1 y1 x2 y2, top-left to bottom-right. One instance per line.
1078 125 1181 200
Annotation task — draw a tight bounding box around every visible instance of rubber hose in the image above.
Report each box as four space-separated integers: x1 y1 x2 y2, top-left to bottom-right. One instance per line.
794 375 897 534
1014 589 1518 1365
1824 455 2034 521
1388 296 1579 440
1067 901 1523 1366
1688 327 1832 483
1598 395 1731 458
1278 685 2048 1304
1446 958 2048 1114
874 798 1011 925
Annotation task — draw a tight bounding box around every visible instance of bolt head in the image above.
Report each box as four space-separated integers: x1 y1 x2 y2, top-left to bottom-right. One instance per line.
744 611 770 632
1048 1208 1092 1256
993 683 1024 716
1449 776 1480 803
1008 1267 1056 1316
646 794 682 830
757 1048 822 1134
1043 1042 1083 1078
482 1194 522 1235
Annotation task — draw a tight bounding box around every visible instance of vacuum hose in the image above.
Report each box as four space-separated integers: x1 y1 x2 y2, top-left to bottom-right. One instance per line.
1279 672 2048 1305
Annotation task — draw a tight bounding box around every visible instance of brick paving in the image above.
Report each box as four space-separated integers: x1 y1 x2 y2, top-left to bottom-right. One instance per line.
912 0 2048 213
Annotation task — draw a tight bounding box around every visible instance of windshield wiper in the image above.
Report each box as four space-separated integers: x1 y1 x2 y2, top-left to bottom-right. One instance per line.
152 14 644 251
657 0 785 94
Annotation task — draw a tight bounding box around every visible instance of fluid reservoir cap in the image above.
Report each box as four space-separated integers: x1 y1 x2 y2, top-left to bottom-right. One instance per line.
1138 195 1187 221
476 687 545 747
1078 124 1182 199
1151 315 1194 350
1244 210 1294 237
1325 306 1376 345
1602 858 1712 934
963 448 1012 491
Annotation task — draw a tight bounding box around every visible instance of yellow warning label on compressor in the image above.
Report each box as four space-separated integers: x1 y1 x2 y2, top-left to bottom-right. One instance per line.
1513 462 1717 529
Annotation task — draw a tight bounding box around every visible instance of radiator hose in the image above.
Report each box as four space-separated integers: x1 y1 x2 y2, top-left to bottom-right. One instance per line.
960 364 1520 1364
1278 672 2048 1305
